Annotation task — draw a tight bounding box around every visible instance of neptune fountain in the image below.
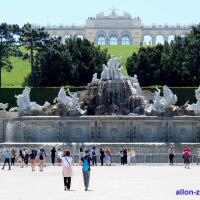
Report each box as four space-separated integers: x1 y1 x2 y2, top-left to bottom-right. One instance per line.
1 57 200 144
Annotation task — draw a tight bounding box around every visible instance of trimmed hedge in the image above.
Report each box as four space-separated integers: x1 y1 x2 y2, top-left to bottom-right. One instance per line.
0 87 197 109
0 86 86 109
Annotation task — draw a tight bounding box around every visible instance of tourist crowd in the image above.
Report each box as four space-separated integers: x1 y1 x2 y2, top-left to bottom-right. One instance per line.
1 145 200 191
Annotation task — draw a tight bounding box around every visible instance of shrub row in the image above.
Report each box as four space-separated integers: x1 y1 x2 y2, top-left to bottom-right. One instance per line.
0 87 197 109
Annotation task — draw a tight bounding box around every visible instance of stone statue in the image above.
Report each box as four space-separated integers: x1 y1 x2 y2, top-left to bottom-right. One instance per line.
145 86 177 114
91 73 98 84
162 85 177 107
67 89 79 110
30 101 50 111
54 87 72 107
0 103 8 111
15 86 31 113
101 64 109 80
186 86 200 114
107 56 119 80
116 65 123 80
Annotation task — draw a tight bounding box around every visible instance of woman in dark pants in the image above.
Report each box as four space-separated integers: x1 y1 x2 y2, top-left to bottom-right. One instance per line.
100 148 105 166
51 147 56 166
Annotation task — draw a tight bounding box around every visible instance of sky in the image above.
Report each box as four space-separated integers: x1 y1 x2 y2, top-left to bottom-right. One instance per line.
1 0 200 26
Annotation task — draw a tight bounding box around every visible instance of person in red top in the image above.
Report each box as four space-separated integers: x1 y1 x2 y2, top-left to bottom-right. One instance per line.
183 146 190 169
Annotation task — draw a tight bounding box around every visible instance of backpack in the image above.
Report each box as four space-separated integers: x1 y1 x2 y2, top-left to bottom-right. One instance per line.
83 158 89 172
39 153 44 160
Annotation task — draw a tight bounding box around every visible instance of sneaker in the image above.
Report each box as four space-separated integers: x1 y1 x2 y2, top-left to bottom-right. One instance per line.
64 187 67 191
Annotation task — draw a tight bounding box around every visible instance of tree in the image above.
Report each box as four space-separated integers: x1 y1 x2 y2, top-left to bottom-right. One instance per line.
24 37 109 87
0 23 20 87
20 23 49 86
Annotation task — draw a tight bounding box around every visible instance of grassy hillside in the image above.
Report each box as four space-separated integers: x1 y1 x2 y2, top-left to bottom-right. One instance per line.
1 45 140 87
101 45 140 74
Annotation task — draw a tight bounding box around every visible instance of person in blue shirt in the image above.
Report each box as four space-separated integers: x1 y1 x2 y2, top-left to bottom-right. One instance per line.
2 149 11 170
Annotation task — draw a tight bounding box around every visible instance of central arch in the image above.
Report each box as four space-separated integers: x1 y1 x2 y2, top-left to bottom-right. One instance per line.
155 35 164 45
109 33 118 45
143 35 153 45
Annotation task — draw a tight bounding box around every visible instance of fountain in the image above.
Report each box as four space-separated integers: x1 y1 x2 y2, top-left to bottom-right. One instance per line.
1 56 200 159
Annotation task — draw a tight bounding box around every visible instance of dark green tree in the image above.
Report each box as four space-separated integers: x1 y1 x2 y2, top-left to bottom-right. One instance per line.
25 37 109 86
20 23 49 86
0 23 20 87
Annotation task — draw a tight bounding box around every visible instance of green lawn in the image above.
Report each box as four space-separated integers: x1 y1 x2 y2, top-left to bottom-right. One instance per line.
2 45 140 87
2 56 31 87
101 45 140 74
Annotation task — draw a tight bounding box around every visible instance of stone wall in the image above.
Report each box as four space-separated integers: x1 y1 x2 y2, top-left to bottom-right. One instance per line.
3 115 200 143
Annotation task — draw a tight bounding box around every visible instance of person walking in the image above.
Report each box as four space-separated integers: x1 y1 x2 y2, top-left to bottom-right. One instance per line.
131 148 136 165
195 148 200 165
105 147 111 166
123 147 127 165
81 149 92 191
17 149 24 168
62 150 73 191
10 147 16 166
2 149 11 170
79 147 84 165
99 148 105 166
183 146 191 169
29 149 37 171
38 149 45 171
168 146 175 165
51 147 56 166
91 147 97 166
57 149 63 165
120 150 123 165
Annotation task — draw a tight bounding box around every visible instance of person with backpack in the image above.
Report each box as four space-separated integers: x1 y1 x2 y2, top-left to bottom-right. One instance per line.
38 149 45 171
62 150 73 191
91 147 97 166
81 149 92 191
29 149 37 171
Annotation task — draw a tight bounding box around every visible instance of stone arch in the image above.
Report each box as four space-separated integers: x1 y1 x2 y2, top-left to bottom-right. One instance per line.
62 34 71 43
143 35 153 45
155 35 165 45
108 32 119 45
121 33 131 45
51 34 59 39
75 34 84 40
96 32 106 45
168 35 175 44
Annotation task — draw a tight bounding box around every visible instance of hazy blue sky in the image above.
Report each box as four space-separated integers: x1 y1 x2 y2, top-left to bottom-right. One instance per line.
1 0 199 26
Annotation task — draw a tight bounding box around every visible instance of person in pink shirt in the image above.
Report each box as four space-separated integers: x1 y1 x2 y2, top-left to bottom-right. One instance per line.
62 150 73 191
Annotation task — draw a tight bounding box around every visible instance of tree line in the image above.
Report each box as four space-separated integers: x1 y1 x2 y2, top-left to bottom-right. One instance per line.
126 25 200 87
0 23 109 87
1 23 200 87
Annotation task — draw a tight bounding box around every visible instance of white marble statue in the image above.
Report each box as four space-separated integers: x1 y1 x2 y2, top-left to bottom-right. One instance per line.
54 87 72 106
0 103 8 111
162 85 177 107
67 89 79 110
130 74 142 94
15 86 31 112
186 86 200 114
30 101 50 111
91 73 98 84
107 56 119 80
101 64 109 80
67 89 86 114
145 86 177 113
116 65 124 80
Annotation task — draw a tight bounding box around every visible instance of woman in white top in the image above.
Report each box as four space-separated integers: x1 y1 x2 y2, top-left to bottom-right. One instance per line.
62 150 73 191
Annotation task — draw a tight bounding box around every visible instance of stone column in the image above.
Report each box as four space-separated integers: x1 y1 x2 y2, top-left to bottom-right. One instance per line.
152 36 156 45
0 111 8 142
